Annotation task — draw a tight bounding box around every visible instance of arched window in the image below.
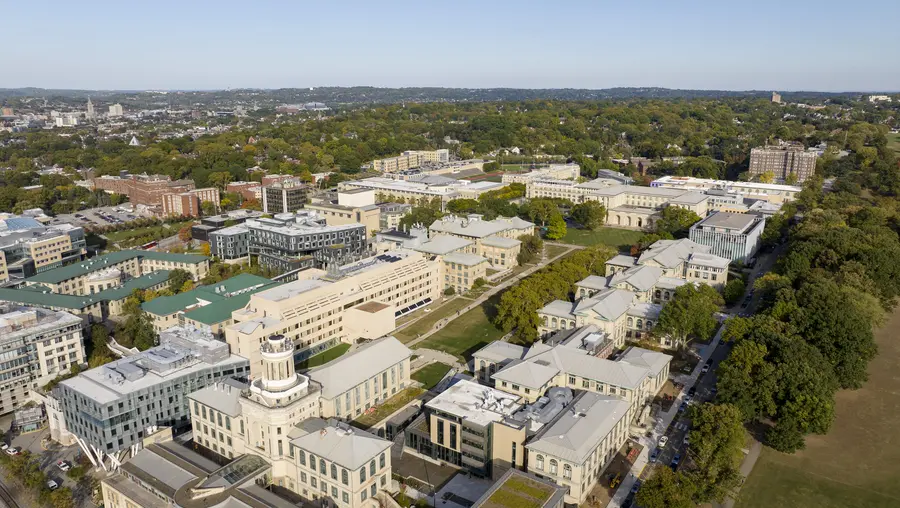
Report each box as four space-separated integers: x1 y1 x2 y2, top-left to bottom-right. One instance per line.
542 316 548 326
654 290 661 299
636 318 643 329
380 453 386 469
536 455 544 470
627 317 633 327
549 459 558 475
551 317 558 328
637 218 643 228
370 459 376 476
647 320 653 328
320 459 326 474
331 464 337 480
563 464 572 479
342 469 349 485
298 450 306 466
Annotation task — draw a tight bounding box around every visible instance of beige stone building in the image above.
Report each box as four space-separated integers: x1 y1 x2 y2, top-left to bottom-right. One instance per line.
371 149 449 173
224 250 440 372
306 189 382 235
749 144 817 183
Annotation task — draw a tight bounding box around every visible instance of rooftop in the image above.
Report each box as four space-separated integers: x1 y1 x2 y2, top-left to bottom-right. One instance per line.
443 253 488 266
414 234 473 255
472 468 566 508
425 379 522 427
0 270 171 311
143 273 276 317
290 418 391 471
308 336 411 399
25 250 208 284
694 211 760 231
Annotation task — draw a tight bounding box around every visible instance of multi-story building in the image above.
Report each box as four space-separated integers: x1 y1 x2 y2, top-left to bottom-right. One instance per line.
209 224 252 261
0 305 85 415
262 178 308 214
161 187 220 217
141 273 279 333
187 332 396 507
93 173 196 211
650 175 801 205
248 213 369 272
55 326 249 467
224 250 441 371
306 189 382 235
0 215 86 281
524 177 621 202
226 181 262 201
108 103 124 116
428 214 533 268
21 249 209 295
378 202 412 231
502 164 581 184
538 238 729 347
371 149 450 173
191 209 264 242
689 211 765 262
307 336 412 420
339 177 464 209
748 144 817 183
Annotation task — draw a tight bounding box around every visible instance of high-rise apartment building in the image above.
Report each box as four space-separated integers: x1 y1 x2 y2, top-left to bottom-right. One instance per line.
108 103 124 117
748 145 817 183
93 174 196 211
371 149 450 173
262 178 308 214
0 305 85 415
161 187 220 217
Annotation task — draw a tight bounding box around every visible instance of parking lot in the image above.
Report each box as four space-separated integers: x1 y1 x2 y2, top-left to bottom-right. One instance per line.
51 205 145 229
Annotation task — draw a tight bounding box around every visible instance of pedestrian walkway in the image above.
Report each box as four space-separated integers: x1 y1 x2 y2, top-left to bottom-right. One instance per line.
405 245 575 348
607 326 725 508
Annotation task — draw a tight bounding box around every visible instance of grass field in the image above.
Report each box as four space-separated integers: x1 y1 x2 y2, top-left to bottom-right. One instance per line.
736 307 900 508
394 298 472 343
413 295 505 361
545 244 571 260
297 343 351 369
561 227 643 252
888 132 900 154
411 362 452 390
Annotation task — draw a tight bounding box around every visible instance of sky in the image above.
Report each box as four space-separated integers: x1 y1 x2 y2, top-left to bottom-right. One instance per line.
2 0 899 92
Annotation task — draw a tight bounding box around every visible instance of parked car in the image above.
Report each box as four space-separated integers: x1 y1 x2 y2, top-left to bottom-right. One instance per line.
649 449 660 463
56 460 70 471
6 447 19 455
678 402 688 413
688 386 697 397
683 434 691 446
658 436 669 448
711 386 718 395
701 364 711 374
684 394 693 404
631 480 642 494
670 454 681 469
719 338 726 345
0 443 8 451
47 480 58 490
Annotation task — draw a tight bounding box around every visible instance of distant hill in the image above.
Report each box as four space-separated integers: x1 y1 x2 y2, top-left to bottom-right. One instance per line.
0 86 860 106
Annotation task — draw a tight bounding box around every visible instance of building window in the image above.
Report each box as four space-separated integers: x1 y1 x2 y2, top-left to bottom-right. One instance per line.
331 464 337 480
379 453 385 469
369 460 376 476
536 455 544 470
320 459 326 474
360 467 366 483
563 464 572 479
342 469 349 486
550 459 558 475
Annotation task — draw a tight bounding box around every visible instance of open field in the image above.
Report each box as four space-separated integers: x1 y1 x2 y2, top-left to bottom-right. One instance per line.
411 362 452 390
413 295 505 361
297 343 351 369
736 307 900 508
545 244 570 260
394 298 472 343
561 227 643 252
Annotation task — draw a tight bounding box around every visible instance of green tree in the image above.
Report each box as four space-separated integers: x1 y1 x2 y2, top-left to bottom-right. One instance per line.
635 467 696 508
722 278 746 305
654 206 701 238
207 171 233 190
655 284 723 345
168 269 193 294
201 200 217 216
716 339 778 421
545 212 567 240
399 206 443 231
526 199 557 227
516 234 544 265
686 403 745 502
570 201 606 231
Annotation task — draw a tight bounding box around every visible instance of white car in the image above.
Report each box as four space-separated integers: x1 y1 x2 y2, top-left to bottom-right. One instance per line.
701 364 711 374
6 447 19 456
47 480 59 490
0 444 7 451
683 434 691 446
658 436 669 448
57 460 70 472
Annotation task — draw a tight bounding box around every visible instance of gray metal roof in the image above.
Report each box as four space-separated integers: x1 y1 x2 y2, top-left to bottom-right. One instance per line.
443 252 488 266
290 418 391 470
638 238 711 269
525 391 631 464
609 265 664 292
414 234 472 255
619 346 672 379
695 211 758 231
188 378 248 416
124 448 197 496
308 336 411 399
473 341 527 364
480 235 521 248
573 289 635 322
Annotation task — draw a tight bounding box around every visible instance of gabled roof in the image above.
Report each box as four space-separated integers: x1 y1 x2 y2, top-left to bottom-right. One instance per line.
573 289 634 322
576 275 610 291
414 234 472 255
25 250 208 284
606 254 638 268
522 345 650 389
308 336 411 399
619 346 672 378
491 359 560 389
480 235 521 248
609 265 663 292
638 239 710 269
473 341 527 363
290 418 391 471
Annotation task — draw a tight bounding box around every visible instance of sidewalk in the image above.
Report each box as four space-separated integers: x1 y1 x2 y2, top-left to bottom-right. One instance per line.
607 326 725 508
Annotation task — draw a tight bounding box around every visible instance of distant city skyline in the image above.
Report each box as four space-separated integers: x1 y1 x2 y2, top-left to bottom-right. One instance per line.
3 0 899 92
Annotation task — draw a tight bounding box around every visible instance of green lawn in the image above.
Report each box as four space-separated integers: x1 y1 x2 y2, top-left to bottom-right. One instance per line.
545 244 570 260
351 387 425 429
394 298 473 343
736 307 900 508
411 362 452 390
561 227 643 252
297 343 351 369
413 295 506 361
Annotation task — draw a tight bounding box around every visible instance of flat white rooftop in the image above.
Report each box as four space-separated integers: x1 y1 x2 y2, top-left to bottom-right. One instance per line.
426 379 521 427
